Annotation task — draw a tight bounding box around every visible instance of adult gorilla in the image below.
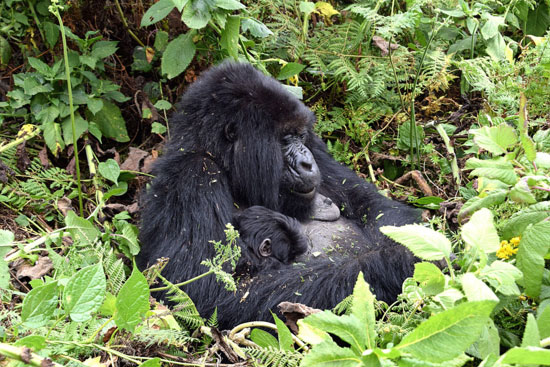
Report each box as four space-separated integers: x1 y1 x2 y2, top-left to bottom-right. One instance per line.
137 62 420 328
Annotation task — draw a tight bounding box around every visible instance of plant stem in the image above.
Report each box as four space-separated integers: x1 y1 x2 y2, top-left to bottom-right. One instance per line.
150 269 214 292
50 3 84 216
0 343 62 366
114 0 146 48
435 123 461 186
0 126 40 153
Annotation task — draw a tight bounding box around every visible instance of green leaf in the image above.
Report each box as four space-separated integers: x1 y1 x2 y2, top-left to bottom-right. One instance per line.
63 264 106 322
380 224 451 261
0 36 11 66
14 335 47 350
397 121 425 150
21 281 59 327
43 21 59 49
220 16 240 60
480 14 504 40
0 230 15 245
151 122 167 135
499 201 550 239
277 63 306 80
173 0 190 11
465 157 517 185
100 292 117 316
23 76 53 95
161 33 196 79
62 114 89 145
215 0 245 10
36 106 60 124
65 211 100 246
303 311 365 354
181 0 212 29
461 208 500 253
521 134 536 162
141 0 175 27
501 347 550 365
241 18 273 38
299 1 316 15
413 262 445 296
479 261 522 296
91 41 118 59
0 237 11 290
509 179 537 204
88 100 130 142
461 273 498 302
516 221 550 298
396 301 496 363
250 328 279 349
301 339 361 367
458 189 507 223
98 158 120 184
467 320 500 360
154 30 170 52
153 100 172 110
27 57 51 75
87 97 104 115
272 313 294 351
350 272 376 349
485 33 506 60
525 1 550 36
521 314 540 347
537 306 550 339
471 125 517 155
117 221 140 256
115 266 150 332
42 121 64 156
139 358 161 367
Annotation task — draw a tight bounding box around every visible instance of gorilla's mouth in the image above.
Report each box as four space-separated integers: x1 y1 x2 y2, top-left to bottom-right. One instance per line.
293 187 316 199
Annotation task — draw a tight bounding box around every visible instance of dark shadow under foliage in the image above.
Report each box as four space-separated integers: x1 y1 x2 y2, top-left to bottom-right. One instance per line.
137 62 421 329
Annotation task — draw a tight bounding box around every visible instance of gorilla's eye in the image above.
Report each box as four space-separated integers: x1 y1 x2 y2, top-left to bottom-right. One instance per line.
259 238 272 257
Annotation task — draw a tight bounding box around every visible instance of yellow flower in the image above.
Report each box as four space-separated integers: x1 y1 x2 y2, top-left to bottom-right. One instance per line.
496 240 518 259
510 236 521 247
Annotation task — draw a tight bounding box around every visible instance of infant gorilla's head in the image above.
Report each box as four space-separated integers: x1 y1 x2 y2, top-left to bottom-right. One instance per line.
233 206 308 277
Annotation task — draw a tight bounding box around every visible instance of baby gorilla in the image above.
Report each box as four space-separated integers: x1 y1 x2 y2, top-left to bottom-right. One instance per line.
233 206 308 278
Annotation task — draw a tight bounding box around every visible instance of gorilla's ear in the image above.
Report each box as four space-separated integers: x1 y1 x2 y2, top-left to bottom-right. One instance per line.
224 122 237 142
259 238 272 257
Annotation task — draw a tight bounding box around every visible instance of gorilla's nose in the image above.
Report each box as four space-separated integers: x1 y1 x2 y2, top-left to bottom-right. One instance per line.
296 154 321 186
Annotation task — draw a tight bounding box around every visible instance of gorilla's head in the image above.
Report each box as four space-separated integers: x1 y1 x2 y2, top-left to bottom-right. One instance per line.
168 62 321 218
234 206 309 277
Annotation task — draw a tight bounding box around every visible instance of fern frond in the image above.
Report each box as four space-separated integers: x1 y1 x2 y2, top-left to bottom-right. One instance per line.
157 273 204 330
244 346 302 367
135 328 197 348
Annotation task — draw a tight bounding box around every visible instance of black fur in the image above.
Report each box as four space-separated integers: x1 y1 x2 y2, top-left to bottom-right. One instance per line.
137 62 421 329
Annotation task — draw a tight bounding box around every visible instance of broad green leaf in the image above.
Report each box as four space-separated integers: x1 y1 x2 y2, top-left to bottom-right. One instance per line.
480 14 504 40
516 221 550 298
509 179 537 204
36 106 60 124
215 0 245 10
173 0 190 11
87 97 104 115
98 158 120 184
461 208 500 253
62 114 89 145
42 121 64 156
277 63 306 80
537 306 550 339
250 329 279 348
534 152 550 169
27 57 51 75
350 272 375 349
525 1 550 36
241 18 273 38
521 314 540 347
297 318 330 345
117 221 140 256
153 100 172 110
21 281 59 327
91 41 118 59
458 190 507 223
299 1 316 15
397 121 425 150
521 134 536 162
43 21 59 49
154 30 169 51
99 292 117 317
303 311 365 354
485 33 506 60
282 85 303 99
413 262 445 296
0 235 11 289
479 261 522 296
499 201 550 239
151 122 167 135
0 36 11 66
65 211 100 245
0 230 14 245
220 16 240 60
501 347 550 365
471 125 517 155
273 313 294 351
301 339 361 367
161 33 196 79
181 0 212 29
115 266 150 332
461 273 498 302
88 100 130 142
141 0 175 27
380 224 451 261
139 358 161 367
467 320 500 360
63 264 106 322
14 335 47 350
396 301 496 363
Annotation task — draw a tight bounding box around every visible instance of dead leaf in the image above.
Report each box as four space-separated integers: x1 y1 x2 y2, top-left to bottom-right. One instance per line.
372 36 399 56
16 141 31 172
16 256 53 280
0 158 15 183
38 146 49 169
57 196 74 216
142 155 156 173
21 347 32 363
121 147 149 172
41 359 55 367
278 302 321 333
104 202 139 214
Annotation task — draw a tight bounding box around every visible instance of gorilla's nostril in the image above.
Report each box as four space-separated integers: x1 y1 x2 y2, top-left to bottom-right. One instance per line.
300 161 313 171
324 197 333 205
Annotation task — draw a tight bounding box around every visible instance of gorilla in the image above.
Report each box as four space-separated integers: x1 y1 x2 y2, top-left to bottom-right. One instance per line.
137 62 421 329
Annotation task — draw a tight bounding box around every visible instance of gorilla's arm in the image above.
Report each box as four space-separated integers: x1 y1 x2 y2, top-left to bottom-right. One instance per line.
309 135 421 230
138 150 236 301
213 244 416 329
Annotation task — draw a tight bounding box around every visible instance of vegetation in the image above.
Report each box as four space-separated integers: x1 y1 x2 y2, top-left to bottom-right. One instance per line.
0 0 549 366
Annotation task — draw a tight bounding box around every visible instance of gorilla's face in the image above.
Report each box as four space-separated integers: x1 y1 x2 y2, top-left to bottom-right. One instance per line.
281 133 321 200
